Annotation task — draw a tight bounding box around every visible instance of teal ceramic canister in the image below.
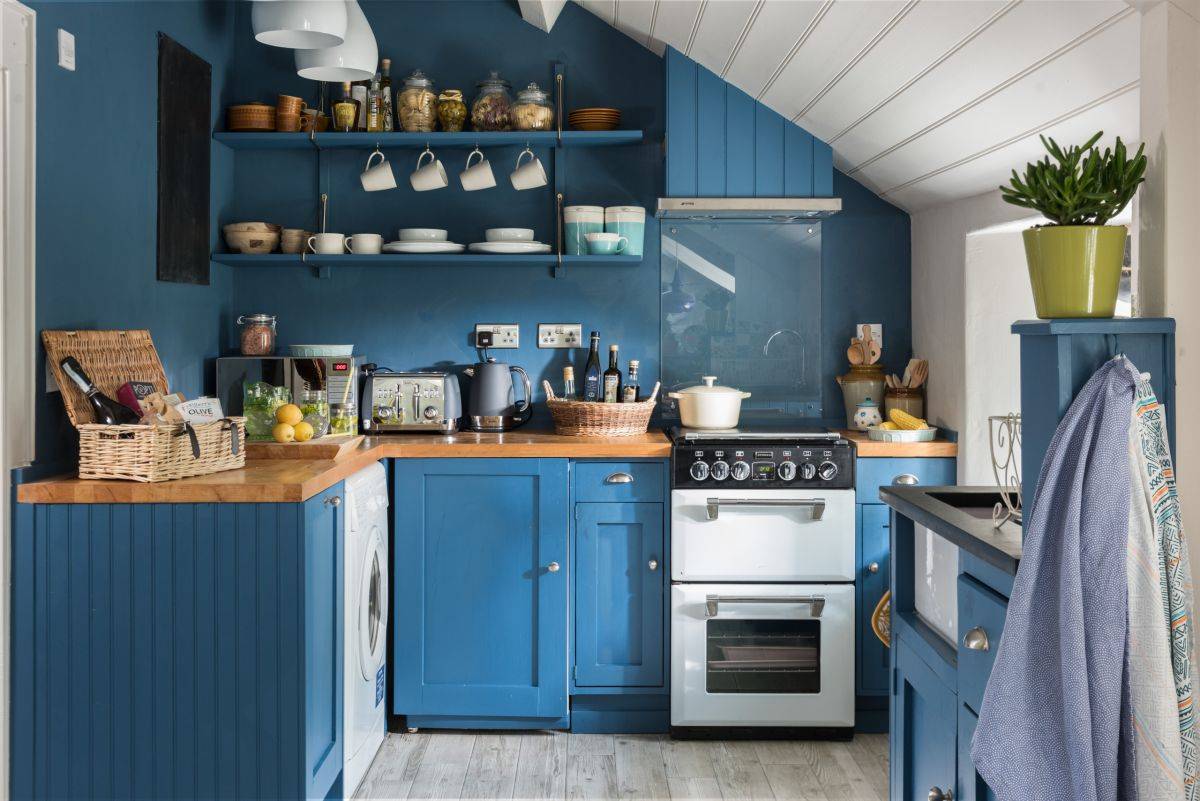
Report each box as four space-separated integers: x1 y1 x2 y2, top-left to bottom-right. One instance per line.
564 206 604 255
604 205 645 257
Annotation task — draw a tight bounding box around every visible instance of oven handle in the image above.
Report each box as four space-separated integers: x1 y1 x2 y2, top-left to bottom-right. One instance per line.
704 594 826 618
705 497 825 521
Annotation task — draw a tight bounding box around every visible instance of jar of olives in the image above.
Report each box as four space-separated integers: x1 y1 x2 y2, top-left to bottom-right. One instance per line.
398 69 437 132
471 70 513 131
437 89 467 132
511 82 555 131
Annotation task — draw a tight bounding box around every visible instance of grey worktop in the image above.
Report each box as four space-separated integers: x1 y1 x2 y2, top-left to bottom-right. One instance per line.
880 485 1022 575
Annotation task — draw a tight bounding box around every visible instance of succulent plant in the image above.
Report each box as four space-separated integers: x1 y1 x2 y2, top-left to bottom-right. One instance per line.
1000 131 1146 226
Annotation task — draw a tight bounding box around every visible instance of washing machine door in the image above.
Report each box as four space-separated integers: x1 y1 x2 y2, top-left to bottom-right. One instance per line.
358 524 388 682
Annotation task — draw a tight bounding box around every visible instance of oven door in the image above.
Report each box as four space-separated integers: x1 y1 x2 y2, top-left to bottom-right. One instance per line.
671 489 855 582
671 582 854 727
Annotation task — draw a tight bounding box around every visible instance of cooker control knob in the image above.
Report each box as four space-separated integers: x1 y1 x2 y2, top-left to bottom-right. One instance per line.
818 461 839 481
423 405 439 420
710 460 730 481
377 406 394 420
689 461 710 481
731 461 751 481
801 462 817 480
777 461 797 481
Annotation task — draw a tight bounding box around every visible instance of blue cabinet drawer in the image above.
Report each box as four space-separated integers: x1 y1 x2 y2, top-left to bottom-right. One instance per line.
574 461 665 503
957 574 1008 714
855 457 955 501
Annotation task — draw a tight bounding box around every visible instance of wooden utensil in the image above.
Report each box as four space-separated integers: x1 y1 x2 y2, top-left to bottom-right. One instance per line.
902 358 916 387
847 340 864 365
859 325 882 365
911 360 928 388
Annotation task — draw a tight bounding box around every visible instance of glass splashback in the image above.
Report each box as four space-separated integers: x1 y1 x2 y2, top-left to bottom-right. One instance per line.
660 221 822 418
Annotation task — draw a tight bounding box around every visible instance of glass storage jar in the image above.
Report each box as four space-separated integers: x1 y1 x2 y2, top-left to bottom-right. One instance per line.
299 389 330 438
511 82 554 131
237 313 276 356
471 70 512 131
397 69 437 132
329 401 358 435
436 89 467 132
243 381 290 441
884 386 924 421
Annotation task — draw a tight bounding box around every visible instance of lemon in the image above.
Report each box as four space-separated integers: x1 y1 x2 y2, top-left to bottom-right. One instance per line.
276 403 303 426
272 423 296 443
293 421 315 442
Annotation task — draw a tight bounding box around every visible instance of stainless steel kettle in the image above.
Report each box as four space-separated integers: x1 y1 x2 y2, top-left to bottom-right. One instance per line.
462 358 533 432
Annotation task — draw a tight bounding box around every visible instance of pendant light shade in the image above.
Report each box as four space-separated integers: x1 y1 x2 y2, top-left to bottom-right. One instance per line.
252 0 347 49
294 0 377 82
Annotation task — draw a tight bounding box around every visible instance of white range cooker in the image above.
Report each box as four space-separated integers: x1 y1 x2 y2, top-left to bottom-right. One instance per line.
669 426 856 737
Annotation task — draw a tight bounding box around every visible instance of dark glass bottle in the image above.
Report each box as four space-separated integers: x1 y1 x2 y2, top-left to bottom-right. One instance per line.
603 345 622 403
583 331 602 402
60 356 140 425
621 359 640 403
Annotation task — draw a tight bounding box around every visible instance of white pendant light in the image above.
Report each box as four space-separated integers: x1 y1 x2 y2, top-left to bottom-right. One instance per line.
252 0 347 49
294 0 377 83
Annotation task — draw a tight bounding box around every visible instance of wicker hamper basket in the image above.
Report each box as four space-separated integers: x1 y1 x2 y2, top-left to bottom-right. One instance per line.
542 380 660 437
43 330 245 482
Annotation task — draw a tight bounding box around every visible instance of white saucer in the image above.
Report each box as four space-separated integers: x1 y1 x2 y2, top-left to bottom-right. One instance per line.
468 241 552 254
383 241 465 254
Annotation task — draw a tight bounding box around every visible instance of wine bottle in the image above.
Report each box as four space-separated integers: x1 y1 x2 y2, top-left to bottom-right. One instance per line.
60 356 140 425
603 345 622 403
583 331 602 402
622 359 640 403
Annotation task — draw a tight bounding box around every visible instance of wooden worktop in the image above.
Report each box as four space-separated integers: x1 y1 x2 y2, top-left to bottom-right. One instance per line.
839 429 958 458
16 429 672 504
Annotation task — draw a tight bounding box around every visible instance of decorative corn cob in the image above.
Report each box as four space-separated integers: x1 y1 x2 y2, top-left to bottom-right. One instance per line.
888 409 928 430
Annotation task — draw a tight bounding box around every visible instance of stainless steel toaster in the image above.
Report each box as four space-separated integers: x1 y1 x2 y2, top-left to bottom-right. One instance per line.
362 370 461 433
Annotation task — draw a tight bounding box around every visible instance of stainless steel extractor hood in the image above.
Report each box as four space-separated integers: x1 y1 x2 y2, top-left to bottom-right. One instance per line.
656 197 841 221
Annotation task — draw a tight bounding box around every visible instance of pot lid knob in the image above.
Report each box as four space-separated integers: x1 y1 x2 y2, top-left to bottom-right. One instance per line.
701 376 717 386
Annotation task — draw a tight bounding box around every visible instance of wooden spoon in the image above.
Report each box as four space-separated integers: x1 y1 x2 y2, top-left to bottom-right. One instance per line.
847 340 864 365
902 359 915 387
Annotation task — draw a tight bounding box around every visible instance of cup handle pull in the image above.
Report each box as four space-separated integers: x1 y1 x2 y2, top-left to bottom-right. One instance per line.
466 148 483 169
616 236 628 253
344 237 354 253
307 236 317 253
516 147 533 168
366 148 384 170
417 148 434 169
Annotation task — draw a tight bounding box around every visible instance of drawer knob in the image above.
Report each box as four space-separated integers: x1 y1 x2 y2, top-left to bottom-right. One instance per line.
928 787 953 801
325 495 341 507
893 473 919 486
867 561 880 574
963 626 990 651
547 561 561 573
605 472 634 484
648 559 659 571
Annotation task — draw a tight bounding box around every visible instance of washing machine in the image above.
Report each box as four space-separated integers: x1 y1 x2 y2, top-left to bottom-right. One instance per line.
343 462 389 796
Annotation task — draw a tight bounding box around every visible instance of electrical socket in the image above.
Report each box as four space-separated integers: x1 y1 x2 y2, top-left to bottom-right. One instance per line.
537 324 582 348
474 324 519 349
856 323 883 351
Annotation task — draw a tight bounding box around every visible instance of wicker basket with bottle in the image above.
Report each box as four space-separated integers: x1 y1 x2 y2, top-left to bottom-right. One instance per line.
42 330 245 482
542 380 660 437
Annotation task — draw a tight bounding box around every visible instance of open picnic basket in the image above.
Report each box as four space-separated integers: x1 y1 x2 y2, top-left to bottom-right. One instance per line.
542 380 660 437
43 330 245 482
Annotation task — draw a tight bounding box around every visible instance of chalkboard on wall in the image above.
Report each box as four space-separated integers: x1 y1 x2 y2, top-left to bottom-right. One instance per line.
157 33 210 285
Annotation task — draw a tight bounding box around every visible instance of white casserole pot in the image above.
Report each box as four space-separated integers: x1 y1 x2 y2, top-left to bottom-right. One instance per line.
669 376 751 429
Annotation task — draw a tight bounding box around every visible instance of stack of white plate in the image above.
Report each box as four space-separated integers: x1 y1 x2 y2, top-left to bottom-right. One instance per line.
384 228 465 254
469 228 552 254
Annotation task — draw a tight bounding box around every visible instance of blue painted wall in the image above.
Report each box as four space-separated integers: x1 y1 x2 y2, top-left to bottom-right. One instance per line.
28 0 237 468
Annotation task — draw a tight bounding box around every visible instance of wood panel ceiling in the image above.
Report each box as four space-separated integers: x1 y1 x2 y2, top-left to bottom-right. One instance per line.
574 0 1140 210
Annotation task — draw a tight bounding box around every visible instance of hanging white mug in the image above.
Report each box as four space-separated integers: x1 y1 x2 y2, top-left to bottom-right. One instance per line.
459 147 496 192
360 148 396 192
410 147 448 192
510 147 547 191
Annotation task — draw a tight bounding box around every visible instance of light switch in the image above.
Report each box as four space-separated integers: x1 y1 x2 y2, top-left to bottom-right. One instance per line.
57 29 75 71
537 324 582 348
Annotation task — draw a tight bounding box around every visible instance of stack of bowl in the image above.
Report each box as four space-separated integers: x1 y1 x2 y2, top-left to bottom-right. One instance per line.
568 107 621 131
223 222 281 254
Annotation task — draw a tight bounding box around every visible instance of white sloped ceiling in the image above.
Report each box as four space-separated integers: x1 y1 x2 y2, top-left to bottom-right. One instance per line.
573 0 1140 211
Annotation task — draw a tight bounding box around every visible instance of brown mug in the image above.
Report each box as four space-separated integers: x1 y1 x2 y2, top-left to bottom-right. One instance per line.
299 109 328 133
275 113 301 132
276 94 307 116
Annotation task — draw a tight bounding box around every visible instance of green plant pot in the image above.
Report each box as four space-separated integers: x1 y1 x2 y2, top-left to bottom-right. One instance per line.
1022 225 1125 318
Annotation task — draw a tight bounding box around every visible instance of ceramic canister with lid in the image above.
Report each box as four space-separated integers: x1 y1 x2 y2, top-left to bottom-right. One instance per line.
564 206 604 255
605 206 645 257
668 376 751 429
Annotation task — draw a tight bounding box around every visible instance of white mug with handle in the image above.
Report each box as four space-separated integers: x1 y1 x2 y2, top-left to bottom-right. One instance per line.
308 233 346 254
410 147 448 192
459 147 496 191
510 147 547 190
345 233 383 254
360 148 396 192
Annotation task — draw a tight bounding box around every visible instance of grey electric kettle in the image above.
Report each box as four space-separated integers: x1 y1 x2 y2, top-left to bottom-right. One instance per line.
462 358 533 432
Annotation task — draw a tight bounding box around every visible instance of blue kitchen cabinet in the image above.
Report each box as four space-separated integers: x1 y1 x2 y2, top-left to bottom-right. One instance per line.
11 484 346 801
858 504 890 696
392 458 570 727
574 502 665 688
891 639 959 801
957 704 997 801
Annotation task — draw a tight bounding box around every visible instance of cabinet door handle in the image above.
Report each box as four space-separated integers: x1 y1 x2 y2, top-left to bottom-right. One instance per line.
605 472 634 484
928 788 953 801
648 559 659 571
325 495 341 507
963 626 989 651
867 561 880 574
547 561 561 573
893 473 919 485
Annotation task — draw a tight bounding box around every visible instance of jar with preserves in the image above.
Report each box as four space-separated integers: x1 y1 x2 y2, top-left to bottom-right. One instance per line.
397 69 437 133
237 313 276 356
511 82 554 131
471 70 512 131
437 89 467 132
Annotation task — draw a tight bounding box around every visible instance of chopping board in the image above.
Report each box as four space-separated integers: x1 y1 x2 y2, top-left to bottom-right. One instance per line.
247 434 364 461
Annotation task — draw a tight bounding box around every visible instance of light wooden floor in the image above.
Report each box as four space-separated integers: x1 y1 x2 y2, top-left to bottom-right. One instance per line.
354 731 889 801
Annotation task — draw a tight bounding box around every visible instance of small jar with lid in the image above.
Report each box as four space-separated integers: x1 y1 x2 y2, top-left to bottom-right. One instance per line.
437 89 467 132
237 313 276 356
471 70 513 131
397 69 437 132
329 402 359 436
511 82 554 131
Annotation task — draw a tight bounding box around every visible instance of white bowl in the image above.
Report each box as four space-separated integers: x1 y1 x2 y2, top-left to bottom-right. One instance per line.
866 426 937 442
398 228 448 242
485 227 535 242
